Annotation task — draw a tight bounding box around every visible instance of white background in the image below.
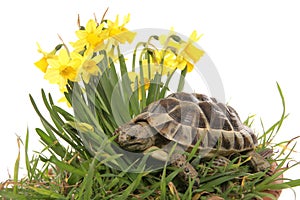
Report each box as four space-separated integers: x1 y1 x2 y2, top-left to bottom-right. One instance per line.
0 0 299 199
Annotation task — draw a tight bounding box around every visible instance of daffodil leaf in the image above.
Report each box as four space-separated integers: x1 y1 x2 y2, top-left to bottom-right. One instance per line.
129 77 141 116
62 124 85 148
146 73 162 105
52 105 74 121
119 54 127 76
109 61 119 86
160 69 176 98
139 60 146 110
177 66 187 92
36 90 85 155
35 128 68 159
41 90 64 132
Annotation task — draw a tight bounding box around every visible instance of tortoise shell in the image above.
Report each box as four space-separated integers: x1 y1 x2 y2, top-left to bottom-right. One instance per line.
132 92 258 156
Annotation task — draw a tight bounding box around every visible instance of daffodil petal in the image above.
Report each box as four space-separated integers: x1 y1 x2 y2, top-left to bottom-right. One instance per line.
44 68 59 84
181 44 205 63
47 58 60 69
86 19 97 33
58 49 70 65
34 57 48 73
75 30 88 40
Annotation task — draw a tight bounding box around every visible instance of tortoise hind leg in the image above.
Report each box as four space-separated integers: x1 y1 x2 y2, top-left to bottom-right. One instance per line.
246 150 271 172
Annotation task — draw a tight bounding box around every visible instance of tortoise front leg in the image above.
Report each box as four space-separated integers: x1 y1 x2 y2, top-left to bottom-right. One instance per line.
144 147 200 186
171 154 200 187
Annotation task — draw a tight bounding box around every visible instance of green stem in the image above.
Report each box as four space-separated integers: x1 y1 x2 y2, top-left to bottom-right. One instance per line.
177 66 188 92
132 42 146 72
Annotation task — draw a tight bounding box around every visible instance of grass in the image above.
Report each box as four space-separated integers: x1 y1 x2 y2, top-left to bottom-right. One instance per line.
0 83 299 200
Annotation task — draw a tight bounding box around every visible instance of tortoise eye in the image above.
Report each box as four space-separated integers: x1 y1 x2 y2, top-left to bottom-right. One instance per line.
129 135 136 140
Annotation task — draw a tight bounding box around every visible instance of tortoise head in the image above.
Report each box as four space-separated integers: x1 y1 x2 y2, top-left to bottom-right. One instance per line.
115 122 156 152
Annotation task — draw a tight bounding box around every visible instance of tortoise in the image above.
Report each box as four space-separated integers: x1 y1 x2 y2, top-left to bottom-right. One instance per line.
115 92 270 185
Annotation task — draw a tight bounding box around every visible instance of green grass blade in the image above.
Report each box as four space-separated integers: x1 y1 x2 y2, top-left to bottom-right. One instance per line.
28 186 66 199
35 128 67 159
78 158 96 200
275 82 286 133
0 191 28 200
49 155 86 177
24 129 32 181
256 145 296 191
13 136 21 194
115 172 144 200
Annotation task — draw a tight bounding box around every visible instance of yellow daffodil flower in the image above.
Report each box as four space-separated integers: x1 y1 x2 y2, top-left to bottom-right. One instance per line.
45 48 81 92
157 30 205 73
189 30 203 42
163 54 194 72
34 43 56 73
80 53 104 83
153 49 178 75
71 19 107 55
128 72 150 100
178 30 205 66
106 14 136 44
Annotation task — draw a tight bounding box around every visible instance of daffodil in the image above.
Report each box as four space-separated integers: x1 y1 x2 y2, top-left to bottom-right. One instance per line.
34 43 56 73
179 30 204 65
79 53 104 83
153 49 178 75
189 30 203 42
105 39 119 62
45 48 81 92
163 54 195 72
71 19 107 54
105 14 136 44
128 72 150 100
157 30 205 73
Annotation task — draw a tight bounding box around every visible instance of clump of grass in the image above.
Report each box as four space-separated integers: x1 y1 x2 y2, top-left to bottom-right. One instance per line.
1 83 299 200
